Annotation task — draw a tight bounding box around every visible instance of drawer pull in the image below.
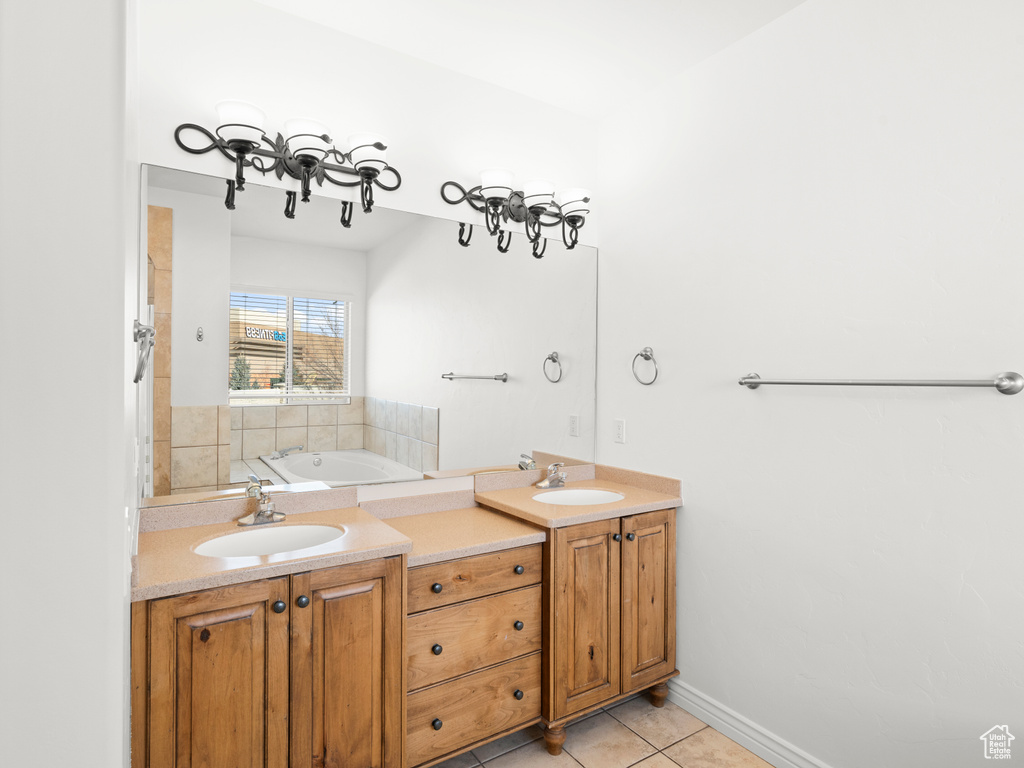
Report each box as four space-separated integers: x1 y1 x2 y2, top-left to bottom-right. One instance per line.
431 643 443 655
513 620 524 631
613 533 622 542
272 600 286 614
514 564 525 575
296 595 310 608
626 532 636 541
513 689 524 700
431 583 443 594
432 718 443 731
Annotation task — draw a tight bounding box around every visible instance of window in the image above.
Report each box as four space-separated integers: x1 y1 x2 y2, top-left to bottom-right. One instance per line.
229 290 350 403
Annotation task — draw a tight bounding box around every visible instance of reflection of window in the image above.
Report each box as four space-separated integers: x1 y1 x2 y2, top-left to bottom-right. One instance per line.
229 290 349 402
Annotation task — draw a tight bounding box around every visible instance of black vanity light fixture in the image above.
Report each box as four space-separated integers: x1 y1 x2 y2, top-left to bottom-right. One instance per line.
440 170 591 258
174 100 402 227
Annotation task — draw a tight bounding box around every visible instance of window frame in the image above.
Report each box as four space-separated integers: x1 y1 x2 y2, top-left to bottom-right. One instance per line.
229 284 354 404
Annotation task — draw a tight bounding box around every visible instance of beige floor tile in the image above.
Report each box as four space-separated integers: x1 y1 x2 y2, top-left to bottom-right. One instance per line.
662 728 774 768
472 724 543 762
562 712 657 768
629 754 680 768
484 739 584 768
605 698 706 749
433 751 481 768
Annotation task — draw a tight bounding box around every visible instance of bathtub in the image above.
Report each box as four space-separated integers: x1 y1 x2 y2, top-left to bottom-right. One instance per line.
259 449 424 487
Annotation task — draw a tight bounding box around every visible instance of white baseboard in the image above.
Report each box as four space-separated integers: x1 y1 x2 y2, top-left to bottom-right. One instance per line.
667 679 834 768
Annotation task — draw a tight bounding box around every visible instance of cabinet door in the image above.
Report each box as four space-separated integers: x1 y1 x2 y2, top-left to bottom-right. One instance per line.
147 578 290 768
548 518 621 720
290 557 405 768
621 509 676 692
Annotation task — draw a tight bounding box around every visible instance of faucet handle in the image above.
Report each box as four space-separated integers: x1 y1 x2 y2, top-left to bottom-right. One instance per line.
547 462 564 474
246 474 263 498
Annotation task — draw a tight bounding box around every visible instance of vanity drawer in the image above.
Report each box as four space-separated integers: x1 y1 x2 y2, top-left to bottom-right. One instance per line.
407 544 542 612
407 585 542 690
406 652 541 765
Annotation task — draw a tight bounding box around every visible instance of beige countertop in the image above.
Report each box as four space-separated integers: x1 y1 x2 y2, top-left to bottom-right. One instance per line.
384 506 547 567
474 478 682 529
133 507 412 601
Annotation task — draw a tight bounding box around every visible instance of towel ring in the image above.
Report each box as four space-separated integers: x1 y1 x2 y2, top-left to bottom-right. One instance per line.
544 352 562 383
632 347 658 385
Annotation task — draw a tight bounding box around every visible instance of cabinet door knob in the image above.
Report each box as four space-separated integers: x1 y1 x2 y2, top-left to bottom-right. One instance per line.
626 532 636 541
514 564 525 575
272 600 286 614
431 583 443 594
613 533 622 542
513 689 524 700
432 718 443 731
513 620 524 631
296 595 310 608
431 643 443 655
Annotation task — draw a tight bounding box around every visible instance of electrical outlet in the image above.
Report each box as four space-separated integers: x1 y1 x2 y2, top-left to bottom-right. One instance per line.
614 419 626 443
568 414 579 437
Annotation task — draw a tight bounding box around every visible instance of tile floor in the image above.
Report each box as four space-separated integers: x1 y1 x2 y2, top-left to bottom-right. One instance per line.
433 697 775 768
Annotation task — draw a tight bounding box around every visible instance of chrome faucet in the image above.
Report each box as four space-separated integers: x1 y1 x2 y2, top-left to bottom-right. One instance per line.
535 462 566 489
518 453 536 470
270 444 303 459
238 474 285 526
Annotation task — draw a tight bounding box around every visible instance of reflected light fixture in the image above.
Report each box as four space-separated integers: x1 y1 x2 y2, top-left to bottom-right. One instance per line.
174 100 402 227
440 171 590 258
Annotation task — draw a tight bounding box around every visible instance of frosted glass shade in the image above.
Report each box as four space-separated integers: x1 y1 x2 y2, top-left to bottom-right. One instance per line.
480 168 514 201
522 180 555 210
215 100 266 145
284 118 332 162
558 187 591 218
348 133 388 173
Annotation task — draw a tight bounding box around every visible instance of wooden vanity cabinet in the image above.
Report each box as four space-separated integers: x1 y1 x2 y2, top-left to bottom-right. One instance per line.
543 508 677 754
405 545 543 768
131 557 405 768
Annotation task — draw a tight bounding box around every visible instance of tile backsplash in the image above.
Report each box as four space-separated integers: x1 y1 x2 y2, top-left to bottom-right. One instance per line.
362 397 439 473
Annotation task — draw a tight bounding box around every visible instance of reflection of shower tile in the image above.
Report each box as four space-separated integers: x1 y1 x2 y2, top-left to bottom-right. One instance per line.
422 407 439 445
217 445 231 485
276 405 307 428
363 397 378 427
308 425 337 452
385 431 397 460
243 406 276 429
170 445 218 489
339 425 363 450
276 427 307 451
242 428 275 459
386 400 398 432
153 440 170 497
230 407 243 430
153 378 171 443
218 406 231 445
338 400 362 425
421 442 438 472
407 404 423 441
407 439 422 471
171 405 218 448
308 404 336 426
230 431 241 461
396 435 410 467
397 402 410 436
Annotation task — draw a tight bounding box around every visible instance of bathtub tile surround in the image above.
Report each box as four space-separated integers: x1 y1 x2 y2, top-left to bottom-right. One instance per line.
168 404 232 495
149 205 173 496
363 397 440 472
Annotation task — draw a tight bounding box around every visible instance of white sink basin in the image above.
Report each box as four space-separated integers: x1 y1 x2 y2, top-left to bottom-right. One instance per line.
194 524 346 558
532 489 625 506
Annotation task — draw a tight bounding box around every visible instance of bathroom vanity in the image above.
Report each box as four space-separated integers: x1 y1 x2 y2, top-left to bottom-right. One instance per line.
129 465 681 768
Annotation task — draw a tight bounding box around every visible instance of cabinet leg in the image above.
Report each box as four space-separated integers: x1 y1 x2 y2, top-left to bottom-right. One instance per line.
650 682 669 708
543 724 566 755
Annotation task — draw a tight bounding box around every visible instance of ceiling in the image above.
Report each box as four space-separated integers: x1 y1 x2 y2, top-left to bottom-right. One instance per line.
254 0 806 116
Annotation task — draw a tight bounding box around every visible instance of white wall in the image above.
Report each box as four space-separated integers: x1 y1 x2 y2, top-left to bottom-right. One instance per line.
0 1 135 767
596 2 1024 767
137 0 599 241
232 236 368 394
148 187 232 406
365 217 597 468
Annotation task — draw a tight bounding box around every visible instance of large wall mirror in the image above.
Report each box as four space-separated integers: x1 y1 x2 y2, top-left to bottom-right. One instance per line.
140 165 597 504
